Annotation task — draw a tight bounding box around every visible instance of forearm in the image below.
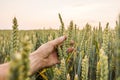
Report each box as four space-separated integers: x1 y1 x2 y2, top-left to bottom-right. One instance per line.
0 63 10 80
0 51 45 80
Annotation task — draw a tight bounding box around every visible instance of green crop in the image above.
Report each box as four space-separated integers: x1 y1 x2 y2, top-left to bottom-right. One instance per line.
0 14 120 80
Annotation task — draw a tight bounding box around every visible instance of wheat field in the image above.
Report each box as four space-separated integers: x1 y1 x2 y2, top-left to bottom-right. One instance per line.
0 14 120 80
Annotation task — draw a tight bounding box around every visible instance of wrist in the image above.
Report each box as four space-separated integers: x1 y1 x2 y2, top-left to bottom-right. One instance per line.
29 51 45 75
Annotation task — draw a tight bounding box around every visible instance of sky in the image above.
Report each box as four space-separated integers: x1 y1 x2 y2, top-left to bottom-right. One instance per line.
0 0 120 30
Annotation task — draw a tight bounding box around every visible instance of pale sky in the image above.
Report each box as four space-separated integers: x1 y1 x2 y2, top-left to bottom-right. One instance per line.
0 0 120 30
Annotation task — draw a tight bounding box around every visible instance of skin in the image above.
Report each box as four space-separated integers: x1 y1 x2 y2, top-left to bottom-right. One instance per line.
0 36 73 80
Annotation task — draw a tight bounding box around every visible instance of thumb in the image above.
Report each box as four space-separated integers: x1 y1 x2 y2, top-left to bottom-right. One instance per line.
51 36 67 46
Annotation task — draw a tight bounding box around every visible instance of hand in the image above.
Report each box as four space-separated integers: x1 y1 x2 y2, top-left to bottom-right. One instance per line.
29 36 72 74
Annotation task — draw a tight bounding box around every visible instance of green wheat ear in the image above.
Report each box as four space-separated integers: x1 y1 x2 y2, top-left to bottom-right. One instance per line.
99 49 108 80
60 58 67 80
68 20 73 42
58 13 65 36
4 17 19 62
102 22 109 56
81 55 88 80
11 17 19 59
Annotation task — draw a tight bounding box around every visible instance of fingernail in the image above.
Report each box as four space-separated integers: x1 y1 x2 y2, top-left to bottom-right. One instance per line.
60 36 67 41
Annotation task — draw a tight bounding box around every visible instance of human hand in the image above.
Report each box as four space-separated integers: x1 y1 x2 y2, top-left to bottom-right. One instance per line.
30 36 74 74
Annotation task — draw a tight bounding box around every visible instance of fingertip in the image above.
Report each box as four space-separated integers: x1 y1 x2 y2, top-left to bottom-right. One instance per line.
64 35 67 40
60 35 67 41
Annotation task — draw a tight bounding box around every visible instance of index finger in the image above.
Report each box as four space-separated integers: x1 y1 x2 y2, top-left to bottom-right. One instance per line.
51 36 67 46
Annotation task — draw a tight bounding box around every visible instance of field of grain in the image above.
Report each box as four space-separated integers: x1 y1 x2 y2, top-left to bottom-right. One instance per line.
0 14 120 80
